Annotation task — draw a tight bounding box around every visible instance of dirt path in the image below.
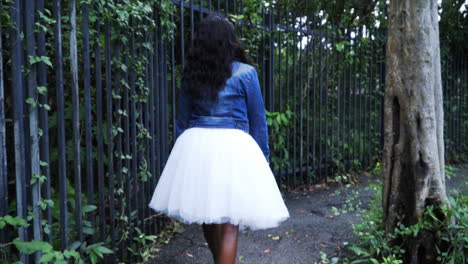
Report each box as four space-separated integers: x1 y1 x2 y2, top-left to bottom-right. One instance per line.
147 167 467 264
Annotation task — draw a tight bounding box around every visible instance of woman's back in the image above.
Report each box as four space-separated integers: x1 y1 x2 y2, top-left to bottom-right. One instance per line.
177 61 270 160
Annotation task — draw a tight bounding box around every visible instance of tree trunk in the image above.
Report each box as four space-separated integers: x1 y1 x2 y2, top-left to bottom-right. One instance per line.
383 0 447 263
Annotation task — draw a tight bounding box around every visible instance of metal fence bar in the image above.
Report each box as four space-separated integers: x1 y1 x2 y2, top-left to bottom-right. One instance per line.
357 27 363 165
129 18 138 258
268 10 274 112
11 0 28 261
336 25 342 171
0 0 7 246
148 27 157 235
143 44 151 236
292 10 297 186
122 53 131 260
104 3 116 259
276 10 283 185
318 25 323 180
70 0 83 243
81 0 95 244
298 12 304 182
114 42 124 259
53 0 69 251
331 23 336 174
94 8 106 242
346 30 352 166
25 2 42 260
311 18 317 183
37 0 53 245
324 24 330 179
285 12 291 187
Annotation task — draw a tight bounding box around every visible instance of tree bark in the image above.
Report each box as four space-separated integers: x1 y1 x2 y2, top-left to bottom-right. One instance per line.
383 0 447 263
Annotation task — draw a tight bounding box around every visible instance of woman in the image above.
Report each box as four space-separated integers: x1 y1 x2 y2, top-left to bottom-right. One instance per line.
149 15 289 264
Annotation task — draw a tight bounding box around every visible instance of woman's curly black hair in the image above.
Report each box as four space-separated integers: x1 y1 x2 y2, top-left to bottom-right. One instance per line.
181 14 252 102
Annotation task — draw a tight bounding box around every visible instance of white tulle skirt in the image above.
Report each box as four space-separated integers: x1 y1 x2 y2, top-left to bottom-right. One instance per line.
148 127 289 230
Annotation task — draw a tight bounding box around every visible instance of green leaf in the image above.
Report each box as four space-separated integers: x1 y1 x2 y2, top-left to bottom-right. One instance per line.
336 42 345 52
42 104 51 111
96 246 113 254
26 98 37 107
276 114 282 125
39 253 55 263
64 249 80 259
89 251 98 264
83 227 95 235
3 215 28 227
37 86 47 95
83 205 97 213
69 241 81 251
13 239 53 254
346 245 370 256
29 56 53 67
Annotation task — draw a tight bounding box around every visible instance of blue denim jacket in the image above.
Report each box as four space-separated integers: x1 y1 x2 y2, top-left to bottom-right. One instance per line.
175 61 270 162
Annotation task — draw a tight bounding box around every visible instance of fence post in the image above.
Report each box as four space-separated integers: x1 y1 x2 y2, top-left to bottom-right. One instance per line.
25 0 43 261
53 0 69 251
104 2 115 259
37 0 53 245
69 0 83 244
0 0 8 247
10 0 29 262
81 0 95 244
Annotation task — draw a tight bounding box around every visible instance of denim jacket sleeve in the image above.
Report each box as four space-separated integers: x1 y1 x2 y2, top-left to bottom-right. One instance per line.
175 87 191 141
241 68 270 162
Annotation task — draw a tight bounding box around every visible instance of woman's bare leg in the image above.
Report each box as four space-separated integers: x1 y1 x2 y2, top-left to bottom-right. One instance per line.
216 223 238 264
202 223 239 264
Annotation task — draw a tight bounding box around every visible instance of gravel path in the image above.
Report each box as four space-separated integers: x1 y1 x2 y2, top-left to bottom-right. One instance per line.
147 167 467 264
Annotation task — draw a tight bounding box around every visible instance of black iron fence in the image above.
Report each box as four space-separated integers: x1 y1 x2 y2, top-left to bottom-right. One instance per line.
0 0 466 263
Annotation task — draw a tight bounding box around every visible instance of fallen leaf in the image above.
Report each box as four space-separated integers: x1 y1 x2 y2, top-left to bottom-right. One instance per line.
263 248 271 253
267 234 272 237
289 229 295 232
293 236 299 241
327 215 334 219
186 253 193 257
272 236 280 240
238 255 245 262
320 243 327 247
